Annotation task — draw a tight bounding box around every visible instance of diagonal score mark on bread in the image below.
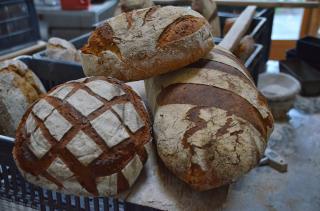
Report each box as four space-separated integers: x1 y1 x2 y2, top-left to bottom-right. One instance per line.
13 77 151 196
142 6 159 25
80 6 213 81
157 15 207 48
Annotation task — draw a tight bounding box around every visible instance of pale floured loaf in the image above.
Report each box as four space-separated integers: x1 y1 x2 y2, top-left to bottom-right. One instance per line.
81 6 214 82
145 46 274 191
47 37 81 63
13 76 152 196
0 60 46 136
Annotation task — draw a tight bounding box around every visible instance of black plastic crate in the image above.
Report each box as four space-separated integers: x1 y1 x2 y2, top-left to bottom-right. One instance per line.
296 36 320 70
280 59 320 97
218 12 267 43
0 57 159 211
0 0 41 56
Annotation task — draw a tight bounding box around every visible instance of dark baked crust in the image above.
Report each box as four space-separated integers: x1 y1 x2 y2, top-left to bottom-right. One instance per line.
157 15 207 47
13 76 151 196
80 6 213 82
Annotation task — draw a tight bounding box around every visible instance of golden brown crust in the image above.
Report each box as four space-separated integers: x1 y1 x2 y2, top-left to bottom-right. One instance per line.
82 24 121 57
157 16 207 48
80 6 213 82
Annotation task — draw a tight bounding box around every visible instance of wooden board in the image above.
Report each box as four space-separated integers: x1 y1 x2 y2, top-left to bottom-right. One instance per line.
125 142 229 211
219 5 256 52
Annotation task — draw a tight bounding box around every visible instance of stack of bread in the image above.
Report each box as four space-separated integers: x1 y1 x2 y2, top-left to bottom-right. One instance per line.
13 6 273 197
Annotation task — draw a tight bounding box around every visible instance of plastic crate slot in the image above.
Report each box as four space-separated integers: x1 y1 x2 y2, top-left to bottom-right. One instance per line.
0 28 32 39
103 197 110 211
1 165 10 193
56 192 63 210
74 195 81 210
0 15 30 25
83 197 90 210
113 198 120 211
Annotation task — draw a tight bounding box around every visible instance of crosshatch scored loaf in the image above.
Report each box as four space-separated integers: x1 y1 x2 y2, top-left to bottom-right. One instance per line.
0 60 46 136
81 6 214 82
145 46 274 191
13 76 152 196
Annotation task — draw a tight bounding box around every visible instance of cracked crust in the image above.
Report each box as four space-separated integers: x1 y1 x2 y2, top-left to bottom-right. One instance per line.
0 60 46 136
145 47 274 190
81 6 213 82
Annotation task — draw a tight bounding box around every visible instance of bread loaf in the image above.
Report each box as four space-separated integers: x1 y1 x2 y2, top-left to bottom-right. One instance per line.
47 38 81 63
145 46 274 191
192 0 221 37
234 35 256 63
13 77 152 196
81 6 213 82
0 60 46 136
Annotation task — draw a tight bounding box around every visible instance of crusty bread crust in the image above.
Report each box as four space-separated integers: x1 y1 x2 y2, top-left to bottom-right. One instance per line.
81 6 213 82
13 77 152 196
145 47 274 191
0 60 46 136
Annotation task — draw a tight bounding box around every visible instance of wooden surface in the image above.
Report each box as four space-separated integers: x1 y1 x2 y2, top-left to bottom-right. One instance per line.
125 142 230 211
300 8 320 37
269 40 296 60
219 6 256 51
153 0 320 8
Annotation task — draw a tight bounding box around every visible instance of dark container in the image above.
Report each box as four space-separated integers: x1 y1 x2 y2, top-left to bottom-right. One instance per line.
286 48 298 60
280 59 320 96
296 36 320 70
0 56 160 211
0 0 41 56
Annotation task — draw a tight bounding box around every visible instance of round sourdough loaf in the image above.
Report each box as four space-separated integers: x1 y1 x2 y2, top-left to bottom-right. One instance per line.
145 46 274 191
46 37 81 63
13 77 151 196
81 6 214 82
0 60 46 136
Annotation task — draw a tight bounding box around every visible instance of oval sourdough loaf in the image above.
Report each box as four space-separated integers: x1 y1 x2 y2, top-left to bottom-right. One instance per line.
145 46 274 191
0 60 46 136
46 37 81 63
13 77 152 196
81 6 214 82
